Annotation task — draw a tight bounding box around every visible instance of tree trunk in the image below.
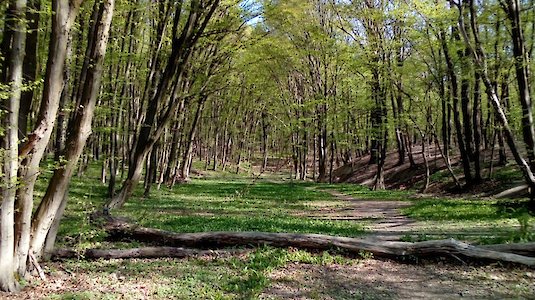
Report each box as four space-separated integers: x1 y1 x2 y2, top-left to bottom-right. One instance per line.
18 0 40 140
180 97 206 181
0 0 26 292
317 107 327 182
503 0 535 171
51 247 244 260
473 70 483 182
29 0 114 260
261 111 269 173
441 28 472 185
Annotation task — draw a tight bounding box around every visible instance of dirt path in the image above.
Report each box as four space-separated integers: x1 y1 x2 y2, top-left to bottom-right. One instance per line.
311 189 420 241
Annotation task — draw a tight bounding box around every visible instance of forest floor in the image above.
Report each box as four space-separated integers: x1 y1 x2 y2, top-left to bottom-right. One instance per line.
2 166 535 299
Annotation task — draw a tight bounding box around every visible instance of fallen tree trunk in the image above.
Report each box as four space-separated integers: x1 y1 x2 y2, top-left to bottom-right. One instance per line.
101 217 535 266
481 243 535 257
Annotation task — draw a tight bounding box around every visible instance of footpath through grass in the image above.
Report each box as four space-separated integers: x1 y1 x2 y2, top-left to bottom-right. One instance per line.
323 184 535 244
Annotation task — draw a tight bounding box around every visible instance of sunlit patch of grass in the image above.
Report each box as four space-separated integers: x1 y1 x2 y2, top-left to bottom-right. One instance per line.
403 198 528 221
318 183 414 200
403 198 535 243
119 180 364 237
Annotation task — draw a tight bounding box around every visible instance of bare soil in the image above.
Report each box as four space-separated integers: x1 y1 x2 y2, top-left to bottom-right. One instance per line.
261 260 535 299
314 189 416 241
332 145 451 190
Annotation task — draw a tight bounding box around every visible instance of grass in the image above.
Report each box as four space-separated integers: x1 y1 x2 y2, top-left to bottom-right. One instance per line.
402 198 535 244
117 179 363 237
46 246 357 300
37 163 366 299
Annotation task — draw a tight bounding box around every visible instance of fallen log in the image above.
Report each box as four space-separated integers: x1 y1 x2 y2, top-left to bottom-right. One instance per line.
102 218 535 266
481 243 535 257
51 247 245 260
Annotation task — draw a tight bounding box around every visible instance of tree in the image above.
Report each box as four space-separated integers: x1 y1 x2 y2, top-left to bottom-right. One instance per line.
16 0 83 276
30 0 115 260
106 0 221 209
0 0 26 292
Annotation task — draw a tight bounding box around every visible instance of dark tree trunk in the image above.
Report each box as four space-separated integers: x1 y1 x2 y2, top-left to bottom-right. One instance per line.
18 0 40 139
503 0 535 171
441 27 472 184
473 70 482 182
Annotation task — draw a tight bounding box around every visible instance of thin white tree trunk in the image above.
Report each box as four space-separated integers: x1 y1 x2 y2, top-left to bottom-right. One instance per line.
0 0 26 292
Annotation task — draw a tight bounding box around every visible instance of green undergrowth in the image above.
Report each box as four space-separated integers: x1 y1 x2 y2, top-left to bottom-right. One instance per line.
34 159 535 299
403 198 535 244
120 179 364 237
48 163 365 250
46 246 358 299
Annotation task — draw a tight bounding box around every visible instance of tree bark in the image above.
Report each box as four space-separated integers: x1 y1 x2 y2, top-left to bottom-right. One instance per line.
180 97 206 181
15 0 82 276
51 247 245 260
441 27 472 185
0 0 26 292
502 0 535 170
473 70 483 182
29 0 114 260
18 0 40 140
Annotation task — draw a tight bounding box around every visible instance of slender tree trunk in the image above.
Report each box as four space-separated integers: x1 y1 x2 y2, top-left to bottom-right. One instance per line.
261 111 269 173
317 106 327 182
503 0 535 170
473 70 482 182
441 28 472 185
498 78 509 165
180 97 206 181
0 0 26 291
29 0 114 260
18 0 40 139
